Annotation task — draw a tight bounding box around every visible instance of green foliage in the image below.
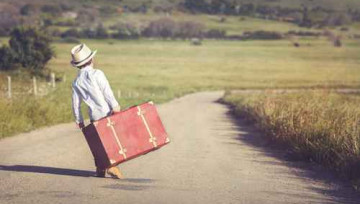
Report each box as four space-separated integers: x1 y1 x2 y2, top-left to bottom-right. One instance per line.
243 30 283 40
99 5 118 17
111 23 141 39
183 0 209 13
8 27 54 70
204 29 226 39
41 4 62 16
20 4 38 16
0 46 17 70
61 28 80 38
95 24 109 39
142 18 204 39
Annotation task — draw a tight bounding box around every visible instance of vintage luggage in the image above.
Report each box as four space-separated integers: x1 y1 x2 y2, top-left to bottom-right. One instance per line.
82 101 170 169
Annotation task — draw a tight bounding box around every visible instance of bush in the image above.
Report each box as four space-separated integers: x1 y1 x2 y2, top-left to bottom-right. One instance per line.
204 29 226 39
287 30 321 37
142 18 177 38
243 31 283 40
95 24 109 39
41 4 62 16
142 18 205 39
175 21 204 39
20 4 38 16
112 23 140 39
226 35 244 40
61 28 80 38
0 46 17 70
81 28 98 39
183 0 209 13
99 5 118 17
8 27 54 70
50 28 62 37
80 25 109 39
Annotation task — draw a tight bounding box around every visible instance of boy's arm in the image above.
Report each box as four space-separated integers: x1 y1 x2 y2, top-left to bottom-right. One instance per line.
96 70 121 112
72 85 84 128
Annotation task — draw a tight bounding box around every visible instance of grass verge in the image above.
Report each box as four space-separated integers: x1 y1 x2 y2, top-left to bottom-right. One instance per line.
222 90 360 189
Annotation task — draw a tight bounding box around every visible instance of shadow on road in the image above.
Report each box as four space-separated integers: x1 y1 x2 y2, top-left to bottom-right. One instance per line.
0 165 94 177
216 101 360 204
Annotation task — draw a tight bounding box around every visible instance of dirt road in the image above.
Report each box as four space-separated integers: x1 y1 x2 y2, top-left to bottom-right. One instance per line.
0 92 359 204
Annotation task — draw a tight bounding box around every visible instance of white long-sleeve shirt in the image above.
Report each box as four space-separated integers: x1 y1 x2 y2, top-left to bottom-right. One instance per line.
71 65 119 124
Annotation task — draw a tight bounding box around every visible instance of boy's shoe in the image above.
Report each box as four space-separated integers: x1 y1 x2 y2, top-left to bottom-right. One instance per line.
96 168 106 177
107 166 124 179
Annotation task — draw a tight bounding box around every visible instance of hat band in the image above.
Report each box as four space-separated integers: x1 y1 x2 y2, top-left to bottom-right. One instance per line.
73 52 94 65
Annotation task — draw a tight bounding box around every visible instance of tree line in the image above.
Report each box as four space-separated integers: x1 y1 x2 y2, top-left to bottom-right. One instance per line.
1 1 359 37
181 0 358 28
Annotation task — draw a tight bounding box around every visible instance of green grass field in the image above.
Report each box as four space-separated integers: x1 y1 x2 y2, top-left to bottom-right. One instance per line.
1 37 360 138
104 13 313 35
50 38 360 91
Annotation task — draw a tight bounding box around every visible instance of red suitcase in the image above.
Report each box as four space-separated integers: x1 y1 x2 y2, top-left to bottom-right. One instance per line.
82 101 170 169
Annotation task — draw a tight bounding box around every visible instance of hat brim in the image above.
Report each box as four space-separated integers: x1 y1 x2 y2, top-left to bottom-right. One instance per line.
71 50 97 67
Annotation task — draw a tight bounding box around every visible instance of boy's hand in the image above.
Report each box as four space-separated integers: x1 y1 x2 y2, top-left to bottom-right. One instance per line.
77 122 85 129
112 106 121 113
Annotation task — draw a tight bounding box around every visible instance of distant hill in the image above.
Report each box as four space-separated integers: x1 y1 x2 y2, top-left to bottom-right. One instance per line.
3 0 360 11
235 0 360 11
99 0 360 11
0 0 358 34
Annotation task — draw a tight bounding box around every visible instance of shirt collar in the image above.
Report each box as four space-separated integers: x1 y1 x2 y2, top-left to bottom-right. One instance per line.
79 65 93 73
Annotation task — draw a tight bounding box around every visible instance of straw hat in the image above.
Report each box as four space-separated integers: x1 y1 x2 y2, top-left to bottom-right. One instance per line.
70 44 97 67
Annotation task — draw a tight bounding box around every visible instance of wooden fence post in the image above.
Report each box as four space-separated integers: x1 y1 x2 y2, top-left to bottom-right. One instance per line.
117 90 121 99
33 77 37 96
51 73 56 88
63 75 67 83
7 76 11 98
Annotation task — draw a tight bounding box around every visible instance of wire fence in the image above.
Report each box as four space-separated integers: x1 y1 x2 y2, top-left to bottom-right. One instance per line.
0 74 57 99
1 73 168 100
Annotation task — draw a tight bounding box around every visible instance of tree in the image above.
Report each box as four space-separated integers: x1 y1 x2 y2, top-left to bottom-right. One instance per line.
299 6 313 27
112 22 140 39
0 46 16 70
95 24 109 39
8 27 54 70
20 4 38 16
184 0 209 13
61 28 80 38
41 4 62 16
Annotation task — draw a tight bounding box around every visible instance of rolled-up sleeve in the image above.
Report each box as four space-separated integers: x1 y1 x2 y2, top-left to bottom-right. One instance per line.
72 84 84 124
96 70 119 109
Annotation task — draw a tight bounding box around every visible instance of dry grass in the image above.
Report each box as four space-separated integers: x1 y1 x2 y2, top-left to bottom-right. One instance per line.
223 91 360 187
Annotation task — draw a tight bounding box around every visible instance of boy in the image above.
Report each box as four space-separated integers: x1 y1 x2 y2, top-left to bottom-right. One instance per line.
70 44 123 179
